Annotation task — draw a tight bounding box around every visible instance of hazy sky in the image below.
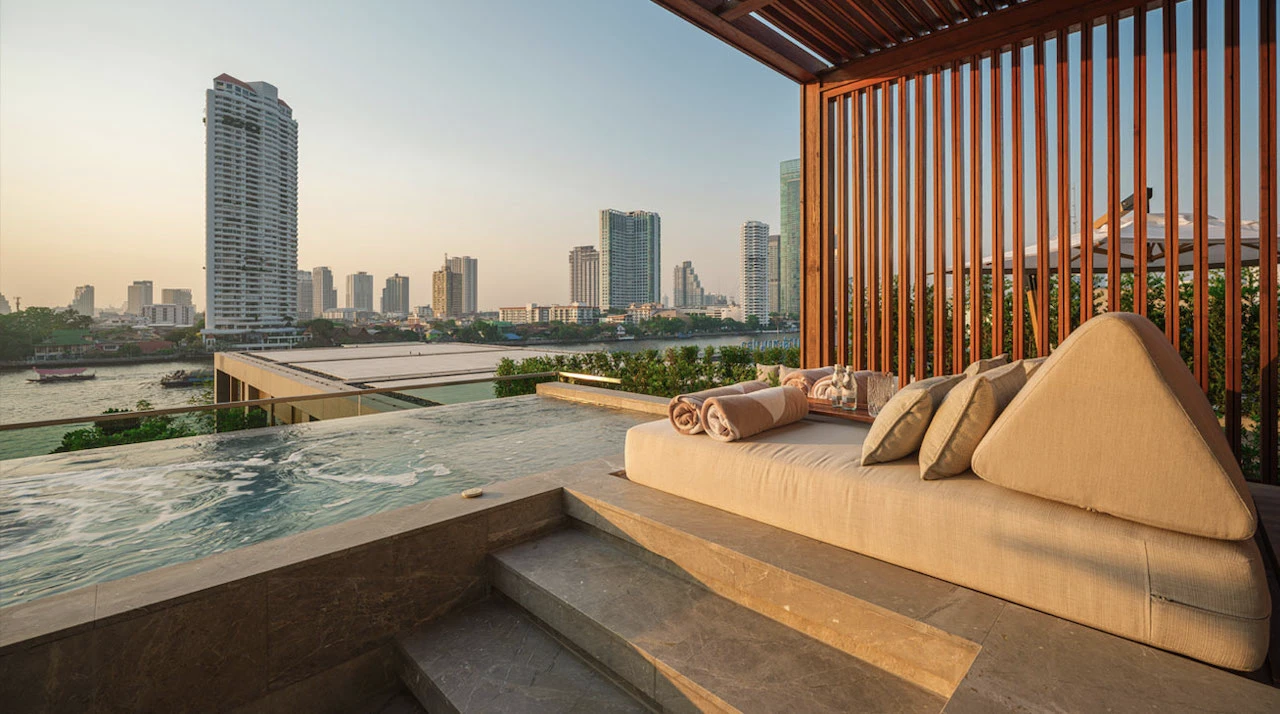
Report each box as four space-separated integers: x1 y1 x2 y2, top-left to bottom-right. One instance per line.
0 0 798 312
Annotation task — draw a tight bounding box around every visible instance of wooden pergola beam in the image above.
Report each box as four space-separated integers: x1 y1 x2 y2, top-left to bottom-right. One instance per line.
716 0 779 22
652 0 822 82
818 0 1153 90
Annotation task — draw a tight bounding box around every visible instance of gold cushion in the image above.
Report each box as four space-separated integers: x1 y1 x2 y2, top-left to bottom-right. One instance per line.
919 362 1027 480
861 375 964 465
1019 357 1049 378
971 313 1257 540
961 353 1009 376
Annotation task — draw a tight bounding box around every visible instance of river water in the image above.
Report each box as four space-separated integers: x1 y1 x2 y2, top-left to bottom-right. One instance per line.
0 332 798 460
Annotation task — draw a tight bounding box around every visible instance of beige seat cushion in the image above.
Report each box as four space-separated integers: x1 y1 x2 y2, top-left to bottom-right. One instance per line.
919 362 1027 480
624 419 1270 671
971 312 1257 540
962 353 1009 376
861 375 964 465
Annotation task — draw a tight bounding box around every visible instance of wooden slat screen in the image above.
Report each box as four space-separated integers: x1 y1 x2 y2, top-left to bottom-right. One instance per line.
805 0 1280 484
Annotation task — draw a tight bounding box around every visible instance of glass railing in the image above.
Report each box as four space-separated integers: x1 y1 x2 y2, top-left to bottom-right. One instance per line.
0 371 622 462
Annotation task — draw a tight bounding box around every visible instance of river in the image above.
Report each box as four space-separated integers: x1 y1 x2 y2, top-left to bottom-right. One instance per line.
0 333 797 460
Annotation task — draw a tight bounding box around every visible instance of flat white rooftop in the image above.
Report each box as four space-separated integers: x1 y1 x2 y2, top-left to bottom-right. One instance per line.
249 342 574 388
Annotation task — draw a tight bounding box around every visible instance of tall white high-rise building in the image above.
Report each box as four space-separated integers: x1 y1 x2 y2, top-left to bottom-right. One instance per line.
672 261 705 308
568 245 599 306
203 74 299 342
312 266 337 317
125 280 153 315
740 220 770 322
72 285 95 317
161 288 193 307
599 209 660 310
346 272 374 312
448 256 478 314
295 271 314 322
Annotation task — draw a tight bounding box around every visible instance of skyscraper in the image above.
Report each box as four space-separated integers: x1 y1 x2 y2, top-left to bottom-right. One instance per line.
568 245 600 306
381 274 410 315
125 280 153 315
448 256 478 314
0 294 10 315
432 257 463 319
203 74 299 342
740 221 770 322
295 271 313 322
599 209 661 310
72 285 94 317
779 158 801 317
312 266 337 317
671 261 705 309
346 272 374 312
767 234 781 318
161 289 193 307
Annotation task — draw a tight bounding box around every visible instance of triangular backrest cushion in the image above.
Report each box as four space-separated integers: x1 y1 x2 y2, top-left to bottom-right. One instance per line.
970 312 1256 540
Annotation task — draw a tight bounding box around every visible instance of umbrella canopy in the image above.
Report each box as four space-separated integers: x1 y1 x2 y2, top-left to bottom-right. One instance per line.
980 213 1266 274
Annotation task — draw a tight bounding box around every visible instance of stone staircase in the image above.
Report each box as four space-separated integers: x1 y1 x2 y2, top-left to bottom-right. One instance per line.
392 471 1280 713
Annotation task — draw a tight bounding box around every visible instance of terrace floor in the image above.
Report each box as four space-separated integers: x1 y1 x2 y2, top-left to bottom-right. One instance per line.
2 385 1277 712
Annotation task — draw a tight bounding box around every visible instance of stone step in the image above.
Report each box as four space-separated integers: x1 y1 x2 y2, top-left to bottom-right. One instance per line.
492 528 944 714
395 598 651 714
562 473 994 698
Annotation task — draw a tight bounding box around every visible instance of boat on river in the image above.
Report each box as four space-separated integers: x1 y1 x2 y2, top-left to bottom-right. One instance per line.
27 367 96 383
160 369 214 388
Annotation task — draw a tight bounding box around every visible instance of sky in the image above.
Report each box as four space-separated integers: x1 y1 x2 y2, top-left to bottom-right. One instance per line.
0 0 799 312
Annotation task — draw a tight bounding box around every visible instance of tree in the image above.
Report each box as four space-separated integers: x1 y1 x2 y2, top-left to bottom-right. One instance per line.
745 315 761 331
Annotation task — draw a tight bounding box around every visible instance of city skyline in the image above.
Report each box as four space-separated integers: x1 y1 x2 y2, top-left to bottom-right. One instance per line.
0 1 796 312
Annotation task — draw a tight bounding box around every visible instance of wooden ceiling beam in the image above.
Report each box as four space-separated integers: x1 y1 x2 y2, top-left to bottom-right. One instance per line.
819 0 1152 90
716 0 779 22
652 0 823 82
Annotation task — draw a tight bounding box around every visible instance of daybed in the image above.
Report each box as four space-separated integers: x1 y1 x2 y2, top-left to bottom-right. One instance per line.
624 314 1271 671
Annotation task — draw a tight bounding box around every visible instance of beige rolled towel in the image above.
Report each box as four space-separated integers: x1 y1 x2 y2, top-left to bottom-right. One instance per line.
700 386 809 442
668 380 770 435
781 366 834 394
810 374 837 400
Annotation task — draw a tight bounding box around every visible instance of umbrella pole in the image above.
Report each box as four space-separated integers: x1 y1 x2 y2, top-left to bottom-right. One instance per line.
1024 274 1043 354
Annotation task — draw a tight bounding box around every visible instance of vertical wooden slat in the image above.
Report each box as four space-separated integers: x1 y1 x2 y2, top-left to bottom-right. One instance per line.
801 82 827 368
821 95 836 366
899 76 911 386
915 73 928 381
933 70 948 374
1107 14 1122 315
1163 0 1180 347
970 58 984 361
869 85 881 372
853 92 866 370
952 61 967 367
991 51 1006 359
1260 0 1278 484
1192 0 1209 392
1012 45 1027 360
1134 10 1149 316
1057 31 1072 342
882 83 895 375
1224 0 1242 455
1034 36 1051 356
837 95 850 367
1082 21 1095 324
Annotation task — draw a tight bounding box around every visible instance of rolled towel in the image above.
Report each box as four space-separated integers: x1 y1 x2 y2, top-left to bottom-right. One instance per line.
701 386 809 442
780 366 835 394
810 374 837 400
668 380 770 435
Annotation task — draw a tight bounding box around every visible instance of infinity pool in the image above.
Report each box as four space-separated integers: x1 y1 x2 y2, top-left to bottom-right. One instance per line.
0 396 651 606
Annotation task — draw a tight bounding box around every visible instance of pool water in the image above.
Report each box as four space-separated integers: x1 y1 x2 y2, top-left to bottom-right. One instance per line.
0 396 652 606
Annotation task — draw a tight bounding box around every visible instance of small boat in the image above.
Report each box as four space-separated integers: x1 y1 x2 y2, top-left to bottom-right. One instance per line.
160 369 214 388
28 367 96 383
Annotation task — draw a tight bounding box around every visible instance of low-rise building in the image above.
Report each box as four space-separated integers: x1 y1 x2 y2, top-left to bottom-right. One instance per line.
141 303 196 327
547 303 599 325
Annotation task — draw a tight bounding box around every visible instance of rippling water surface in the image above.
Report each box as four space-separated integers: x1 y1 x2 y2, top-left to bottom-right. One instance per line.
0 396 650 606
